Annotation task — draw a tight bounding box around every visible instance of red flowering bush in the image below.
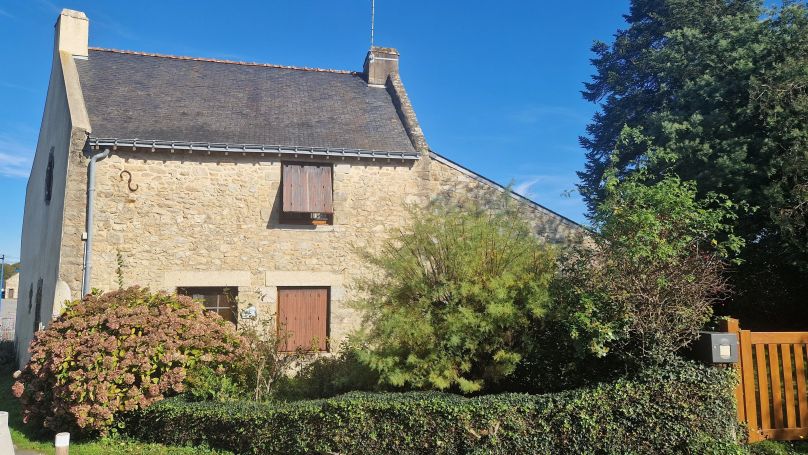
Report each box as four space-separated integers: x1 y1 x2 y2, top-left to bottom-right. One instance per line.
12 287 245 435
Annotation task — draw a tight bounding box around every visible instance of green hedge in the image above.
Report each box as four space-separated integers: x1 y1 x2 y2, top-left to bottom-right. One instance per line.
127 359 740 454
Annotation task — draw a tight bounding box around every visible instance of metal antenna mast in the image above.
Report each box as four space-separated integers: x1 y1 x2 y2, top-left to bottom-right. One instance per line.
370 0 375 48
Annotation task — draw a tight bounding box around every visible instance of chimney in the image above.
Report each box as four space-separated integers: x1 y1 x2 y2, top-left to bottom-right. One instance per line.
54 9 88 57
363 46 399 87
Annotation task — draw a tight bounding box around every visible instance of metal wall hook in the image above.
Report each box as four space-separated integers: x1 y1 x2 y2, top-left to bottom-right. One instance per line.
119 170 138 192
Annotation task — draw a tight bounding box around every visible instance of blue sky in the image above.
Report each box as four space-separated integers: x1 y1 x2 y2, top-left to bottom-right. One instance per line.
0 0 630 261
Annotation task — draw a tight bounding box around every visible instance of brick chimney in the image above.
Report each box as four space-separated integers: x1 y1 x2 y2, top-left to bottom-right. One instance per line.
363 46 399 87
55 9 88 57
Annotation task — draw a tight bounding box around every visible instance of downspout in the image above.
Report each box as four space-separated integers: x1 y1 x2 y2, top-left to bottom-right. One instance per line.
81 148 109 296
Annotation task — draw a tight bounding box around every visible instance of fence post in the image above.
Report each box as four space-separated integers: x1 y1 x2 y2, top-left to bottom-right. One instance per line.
55 432 70 455
0 411 13 454
718 318 744 417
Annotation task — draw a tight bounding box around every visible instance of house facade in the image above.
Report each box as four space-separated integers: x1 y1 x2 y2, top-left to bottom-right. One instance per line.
3 273 18 301
1 273 18 341
15 9 582 365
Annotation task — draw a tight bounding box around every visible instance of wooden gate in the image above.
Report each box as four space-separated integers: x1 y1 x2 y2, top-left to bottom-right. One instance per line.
721 318 808 442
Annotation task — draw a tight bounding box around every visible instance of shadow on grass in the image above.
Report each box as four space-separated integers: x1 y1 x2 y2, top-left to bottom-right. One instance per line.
0 361 56 453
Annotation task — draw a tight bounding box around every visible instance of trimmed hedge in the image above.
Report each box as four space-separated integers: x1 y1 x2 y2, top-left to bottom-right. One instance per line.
127 359 740 454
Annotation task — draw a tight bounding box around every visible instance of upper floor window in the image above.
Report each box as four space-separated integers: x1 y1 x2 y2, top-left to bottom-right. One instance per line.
280 162 333 225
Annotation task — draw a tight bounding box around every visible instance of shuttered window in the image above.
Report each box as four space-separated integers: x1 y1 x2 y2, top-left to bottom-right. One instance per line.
277 287 329 352
282 163 333 214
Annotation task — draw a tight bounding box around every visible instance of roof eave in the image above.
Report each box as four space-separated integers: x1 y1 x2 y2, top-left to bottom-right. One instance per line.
87 137 421 161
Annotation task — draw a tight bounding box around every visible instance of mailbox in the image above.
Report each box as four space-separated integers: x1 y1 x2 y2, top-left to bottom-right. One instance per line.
240 305 257 320
694 331 739 364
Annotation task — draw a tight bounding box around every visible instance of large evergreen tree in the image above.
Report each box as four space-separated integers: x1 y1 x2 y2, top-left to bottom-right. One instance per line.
580 0 808 328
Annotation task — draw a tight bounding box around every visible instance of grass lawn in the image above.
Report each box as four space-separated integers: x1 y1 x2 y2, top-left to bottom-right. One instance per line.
0 364 232 455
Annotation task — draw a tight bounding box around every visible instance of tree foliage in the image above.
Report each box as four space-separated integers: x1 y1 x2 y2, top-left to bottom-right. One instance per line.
2 261 19 286
580 0 808 327
556 150 743 363
12 287 245 435
351 199 558 393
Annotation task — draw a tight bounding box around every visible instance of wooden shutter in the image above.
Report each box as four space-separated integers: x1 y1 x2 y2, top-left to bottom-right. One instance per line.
282 163 333 214
277 287 328 351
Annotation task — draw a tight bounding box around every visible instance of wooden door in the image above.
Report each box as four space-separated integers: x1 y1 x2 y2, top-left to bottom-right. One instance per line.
277 287 329 351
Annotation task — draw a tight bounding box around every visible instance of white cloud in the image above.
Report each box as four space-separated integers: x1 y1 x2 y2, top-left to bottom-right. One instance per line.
513 174 575 200
513 177 542 197
34 0 61 15
512 173 588 224
0 80 37 94
92 13 139 41
0 136 33 178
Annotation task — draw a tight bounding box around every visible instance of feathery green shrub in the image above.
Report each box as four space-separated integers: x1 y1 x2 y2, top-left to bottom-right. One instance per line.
351 199 558 393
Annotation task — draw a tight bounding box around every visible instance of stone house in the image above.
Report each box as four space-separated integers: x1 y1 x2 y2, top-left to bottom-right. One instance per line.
2 273 18 341
3 272 18 301
15 9 582 365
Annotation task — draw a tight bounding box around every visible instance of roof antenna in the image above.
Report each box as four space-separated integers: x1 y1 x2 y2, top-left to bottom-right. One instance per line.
370 0 375 49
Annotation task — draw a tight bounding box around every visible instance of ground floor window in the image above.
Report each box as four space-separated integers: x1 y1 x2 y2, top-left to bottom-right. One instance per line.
177 287 237 325
277 287 329 352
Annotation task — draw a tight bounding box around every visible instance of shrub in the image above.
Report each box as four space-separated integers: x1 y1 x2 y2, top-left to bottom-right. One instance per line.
351 198 558 393
0 340 15 366
128 358 741 455
502 318 621 394
554 147 744 364
234 317 308 402
185 365 244 403
273 345 379 400
12 287 245 435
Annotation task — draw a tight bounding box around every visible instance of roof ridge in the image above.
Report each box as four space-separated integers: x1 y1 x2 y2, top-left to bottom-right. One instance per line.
87 47 360 75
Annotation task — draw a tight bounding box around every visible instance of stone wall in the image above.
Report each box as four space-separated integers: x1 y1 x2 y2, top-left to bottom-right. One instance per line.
83 153 430 345
74 151 582 349
428 153 583 244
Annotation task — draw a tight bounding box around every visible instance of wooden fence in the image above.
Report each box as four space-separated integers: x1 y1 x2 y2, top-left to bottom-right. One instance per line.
721 318 808 442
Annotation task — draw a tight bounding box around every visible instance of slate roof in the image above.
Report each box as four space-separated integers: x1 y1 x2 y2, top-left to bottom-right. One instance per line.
75 48 416 153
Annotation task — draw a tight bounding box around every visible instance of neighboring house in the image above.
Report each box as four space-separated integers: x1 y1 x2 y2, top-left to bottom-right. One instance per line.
15 9 583 365
3 272 18 300
1 273 18 341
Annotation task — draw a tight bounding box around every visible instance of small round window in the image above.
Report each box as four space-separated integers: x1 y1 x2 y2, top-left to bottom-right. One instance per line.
44 147 54 205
